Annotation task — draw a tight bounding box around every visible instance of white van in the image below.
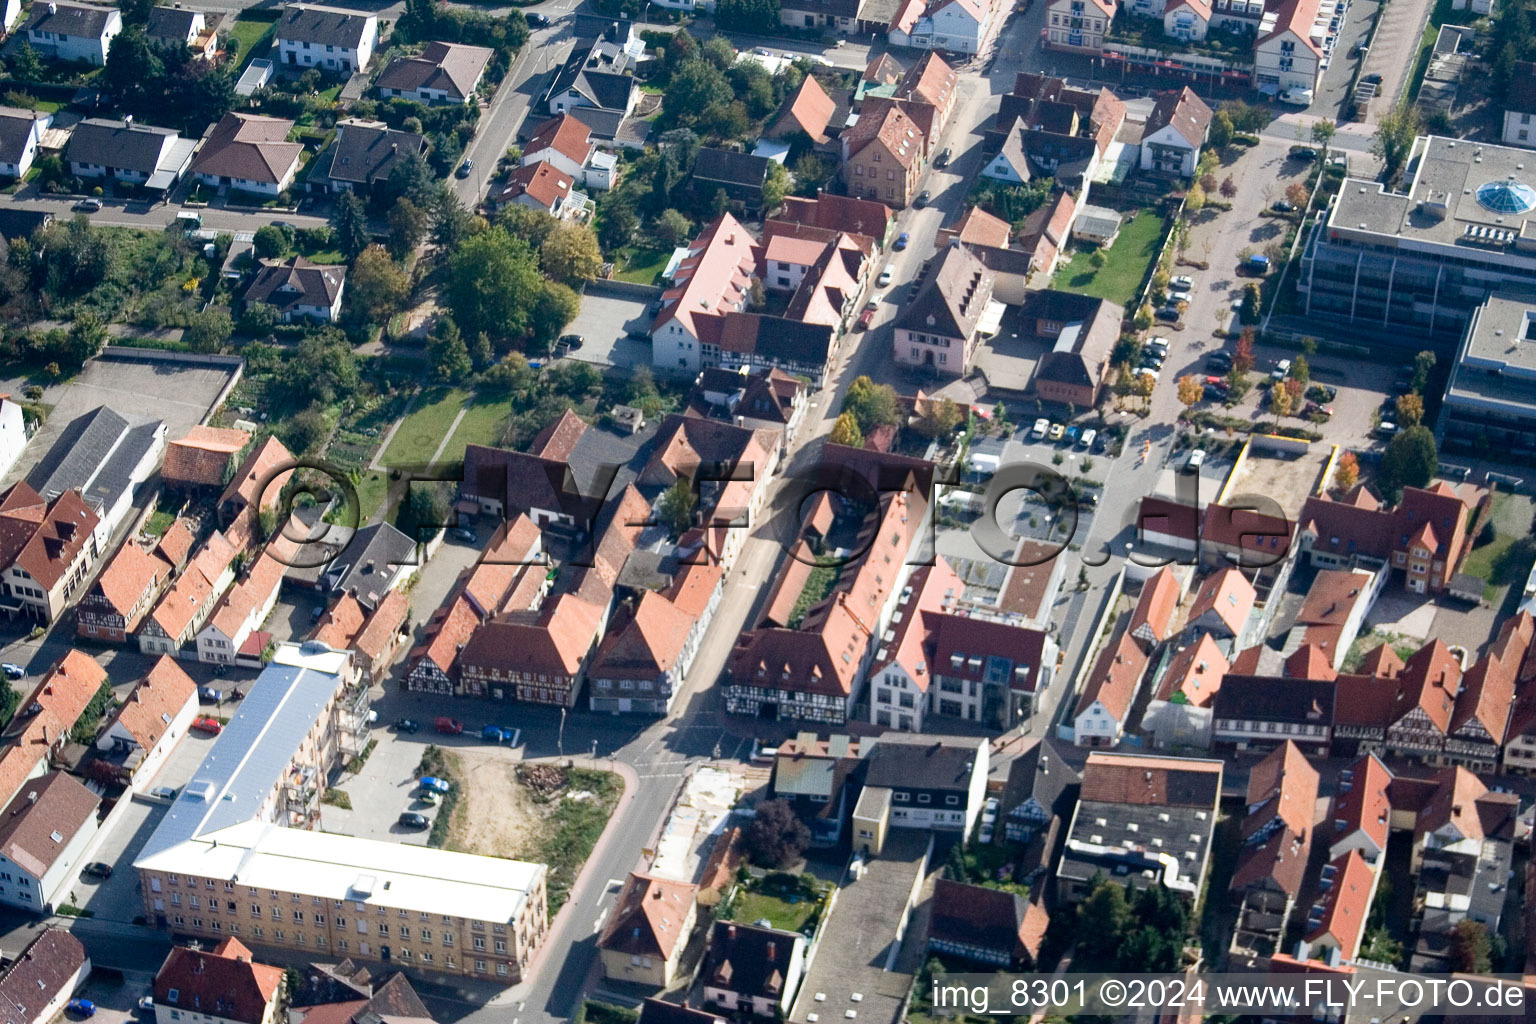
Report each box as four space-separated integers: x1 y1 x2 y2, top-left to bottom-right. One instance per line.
877 263 896 287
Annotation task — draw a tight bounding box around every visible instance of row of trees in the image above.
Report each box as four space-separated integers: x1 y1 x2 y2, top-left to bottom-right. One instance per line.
101 27 236 134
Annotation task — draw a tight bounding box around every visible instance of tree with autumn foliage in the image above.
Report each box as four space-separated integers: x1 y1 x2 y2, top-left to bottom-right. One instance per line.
829 412 863 448
1269 381 1293 417
1234 329 1255 375
1219 176 1237 199
1334 451 1360 492
1395 392 1425 427
1177 374 1205 409
1284 182 1309 209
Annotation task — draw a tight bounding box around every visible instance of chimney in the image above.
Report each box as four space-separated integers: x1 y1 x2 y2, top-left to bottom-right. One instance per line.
26 790 36 805
766 942 777 963
727 924 736 941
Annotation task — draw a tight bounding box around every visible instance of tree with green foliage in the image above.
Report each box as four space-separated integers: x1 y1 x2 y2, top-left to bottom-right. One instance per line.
385 151 439 208
401 482 452 542
915 398 963 439
664 58 734 128
531 281 581 350
1290 354 1309 385
428 316 472 383
1207 109 1234 148
1074 880 1131 969
1372 104 1421 187
658 476 696 536
330 190 371 260
1311 118 1336 148
715 0 780 31
654 208 693 247
282 407 329 455
1381 425 1438 499
829 412 863 448
1240 282 1262 325
843 376 900 432
541 222 604 283
1412 349 1436 394
497 203 559 252
185 309 233 354
386 197 431 260
66 311 108 366
445 226 543 341
253 224 291 261
11 43 42 83
103 27 164 110
762 159 790 211
482 352 537 401
598 200 639 251
348 246 410 327
1448 919 1492 974
282 330 360 407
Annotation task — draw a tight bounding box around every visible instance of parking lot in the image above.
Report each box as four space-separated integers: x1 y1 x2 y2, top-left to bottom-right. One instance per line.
2 356 236 486
561 285 656 370
71 797 168 923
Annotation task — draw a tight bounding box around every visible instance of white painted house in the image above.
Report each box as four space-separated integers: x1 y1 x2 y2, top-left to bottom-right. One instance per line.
913 0 991 54
23 1 122 66
0 395 28 482
0 772 99 914
95 657 199 790
0 109 50 180
1139 87 1213 178
1501 62 1536 148
0 0 21 35
275 3 378 75
1253 0 1325 95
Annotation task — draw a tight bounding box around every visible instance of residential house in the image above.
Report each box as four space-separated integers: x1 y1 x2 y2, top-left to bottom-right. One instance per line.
650 214 758 376
1382 639 1461 762
684 366 810 438
770 733 865 846
522 114 613 191
1296 850 1377 965
191 113 302 197
997 737 1079 875
219 437 296 550
76 539 173 642
927 879 1047 969
66 117 195 191
840 98 925 207
287 967 436 1024
0 771 99 913
146 6 218 60
936 206 1012 250
313 119 425 194
1042 0 1114 52
1445 611 1529 772
23 1 121 65
778 0 868 33
589 565 722 714
94 656 198 787
1163 0 1210 40
707 313 837 385
692 147 772 215
1024 290 1120 407
0 930 89 1024
773 192 894 251
1212 675 1335 754
1152 633 1229 707
376 41 492 104
765 75 835 145
313 589 411 684
725 489 925 724
154 938 284 1024
304 522 417 610
195 539 289 664
1291 568 1379 672
597 872 699 987
1500 62 1536 148
894 53 959 139
457 567 612 707
1129 567 1183 648
1328 751 1392 863
1230 741 1320 954
854 733 989 841
701 922 806 1019
1253 0 1327 96
904 0 991 54
983 74 1124 198
639 1000 724 1024
1186 567 1256 641
0 108 52 179
244 257 347 323
1073 629 1147 748
0 484 100 624
921 611 1052 727
1139 87 1213 177
544 27 638 127
1057 752 1223 902
137 531 238 655
866 561 964 733
276 3 379 75
160 425 252 493
25 405 165 550
893 243 995 376
496 161 591 221
1298 482 1482 596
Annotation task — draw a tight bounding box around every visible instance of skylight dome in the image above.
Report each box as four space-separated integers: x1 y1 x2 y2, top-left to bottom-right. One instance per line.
1475 179 1536 214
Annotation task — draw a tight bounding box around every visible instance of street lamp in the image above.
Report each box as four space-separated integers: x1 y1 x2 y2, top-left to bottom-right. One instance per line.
557 707 567 759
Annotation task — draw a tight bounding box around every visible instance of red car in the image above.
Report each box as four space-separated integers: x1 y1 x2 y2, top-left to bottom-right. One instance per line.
1205 375 1230 390
434 717 464 735
857 308 876 331
192 717 222 735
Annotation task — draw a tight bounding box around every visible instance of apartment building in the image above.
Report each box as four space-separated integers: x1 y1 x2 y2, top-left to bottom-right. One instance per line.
276 3 378 74
0 484 99 624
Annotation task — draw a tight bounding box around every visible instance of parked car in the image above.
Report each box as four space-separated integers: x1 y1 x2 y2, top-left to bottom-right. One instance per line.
1141 349 1165 368
1166 287 1191 305
1077 428 1096 450
198 685 222 702
913 191 930 208
1374 420 1398 438
1169 276 1194 292
80 862 113 880
1186 448 1207 472
138 997 155 1011
935 147 952 168
1206 351 1232 371
1048 422 1065 442
1279 87 1314 106
527 11 550 25
1245 254 1271 275
1288 146 1318 162
1147 336 1171 355
1205 375 1230 392
894 232 910 251
419 790 440 806
1065 425 1080 445
398 812 430 830
1030 417 1049 440
858 306 876 331
456 159 474 178
877 263 895 287
419 776 451 793
67 1000 95 1018
482 724 511 742
434 717 464 735
74 199 101 213
0 663 23 679
1155 305 1181 322
1308 384 1338 402
982 797 1000 824
1271 358 1292 381
1272 200 1296 213
1134 367 1160 382
394 718 420 733
451 528 477 543
559 334 584 350
978 822 994 844
192 716 222 735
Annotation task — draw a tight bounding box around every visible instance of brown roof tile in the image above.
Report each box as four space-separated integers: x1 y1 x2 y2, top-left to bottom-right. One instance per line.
1187 567 1255 636
0 771 98 878
1330 751 1391 853
0 930 87 1021
1305 850 1374 958
598 872 698 959
1129 567 1181 646
1154 633 1228 706
1078 752 1221 806
91 541 173 625
162 425 251 488
103 655 196 752
355 589 410 664
1075 630 1147 720
155 939 284 1024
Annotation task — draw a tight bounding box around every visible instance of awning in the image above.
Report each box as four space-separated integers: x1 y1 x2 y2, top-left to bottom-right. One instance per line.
977 299 1008 338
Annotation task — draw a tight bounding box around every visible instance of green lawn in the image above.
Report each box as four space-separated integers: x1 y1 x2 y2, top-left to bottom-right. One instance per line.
726 888 818 933
227 18 277 73
613 247 672 285
1406 0 1456 104
1460 491 1536 600
443 399 508 459
379 389 470 469
353 469 392 523
1055 210 1167 306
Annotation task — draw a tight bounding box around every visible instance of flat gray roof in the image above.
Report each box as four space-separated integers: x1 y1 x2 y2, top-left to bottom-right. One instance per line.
1446 290 1536 412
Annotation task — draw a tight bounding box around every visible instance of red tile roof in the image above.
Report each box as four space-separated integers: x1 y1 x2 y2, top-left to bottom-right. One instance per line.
530 408 587 461
1331 672 1399 733
103 655 196 752
598 872 698 959
11 650 107 738
162 425 251 488
155 938 284 1024
1284 644 1337 682
410 594 480 678
651 214 759 338
1304 850 1374 958
1357 642 1404 678
1390 639 1461 735
1187 567 1255 636
155 518 197 571
591 591 697 678
773 74 835 144
1076 630 1147 720
503 160 574 212
1079 752 1222 806
312 592 367 649
1330 751 1391 854
525 113 594 169
355 589 410 664
1244 740 1319 838
843 99 924 168
1154 632 1228 706
1129 567 1181 646
1414 766 1488 843
91 541 173 624
0 484 99 591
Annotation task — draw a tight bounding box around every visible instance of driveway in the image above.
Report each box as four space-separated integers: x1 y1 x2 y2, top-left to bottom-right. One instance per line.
321 723 444 845
1356 0 1435 120
71 798 168 924
562 286 656 370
